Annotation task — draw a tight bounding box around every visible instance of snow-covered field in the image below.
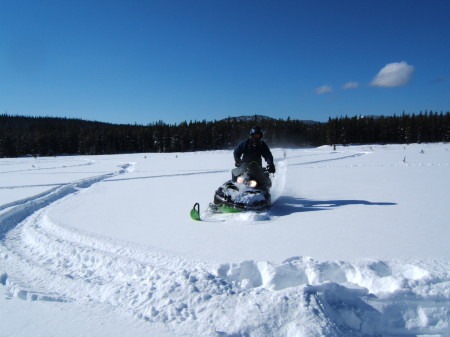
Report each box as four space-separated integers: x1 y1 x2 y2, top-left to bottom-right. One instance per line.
1 143 450 337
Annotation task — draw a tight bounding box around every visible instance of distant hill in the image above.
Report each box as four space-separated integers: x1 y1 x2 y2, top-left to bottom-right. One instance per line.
221 114 319 125
221 115 276 123
360 115 382 119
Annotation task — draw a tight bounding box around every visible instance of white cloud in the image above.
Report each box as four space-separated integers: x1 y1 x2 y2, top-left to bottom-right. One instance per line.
315 85 333 94
370 61 415 87
342 81 359 89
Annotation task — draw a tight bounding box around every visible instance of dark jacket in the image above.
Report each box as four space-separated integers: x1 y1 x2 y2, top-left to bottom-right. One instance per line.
234 138 274 167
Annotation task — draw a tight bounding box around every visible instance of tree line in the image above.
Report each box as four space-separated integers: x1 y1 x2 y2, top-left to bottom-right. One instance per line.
0 111 449 157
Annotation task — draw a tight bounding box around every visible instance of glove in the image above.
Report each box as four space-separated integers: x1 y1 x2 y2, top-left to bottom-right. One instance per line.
267 162 276 174
235 158 242 167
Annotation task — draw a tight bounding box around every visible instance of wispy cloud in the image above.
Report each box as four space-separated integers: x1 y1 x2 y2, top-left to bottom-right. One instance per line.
431 76 449 83
315 85 333 94
370 61 414 87
342 81 359 89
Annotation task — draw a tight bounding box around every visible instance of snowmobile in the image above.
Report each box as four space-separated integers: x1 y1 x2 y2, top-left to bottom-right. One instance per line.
190 162 272 220
212 161 272 212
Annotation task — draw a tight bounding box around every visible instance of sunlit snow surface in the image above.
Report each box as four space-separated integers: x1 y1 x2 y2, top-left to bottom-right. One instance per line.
1 144 450 337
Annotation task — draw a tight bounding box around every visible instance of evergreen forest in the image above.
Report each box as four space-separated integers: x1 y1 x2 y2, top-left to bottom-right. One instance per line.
1 112 449 158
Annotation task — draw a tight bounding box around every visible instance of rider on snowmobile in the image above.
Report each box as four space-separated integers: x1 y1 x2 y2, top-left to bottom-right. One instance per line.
232 126 275 188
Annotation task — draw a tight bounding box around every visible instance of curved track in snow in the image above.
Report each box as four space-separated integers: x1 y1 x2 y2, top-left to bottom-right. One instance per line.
2 150 450 336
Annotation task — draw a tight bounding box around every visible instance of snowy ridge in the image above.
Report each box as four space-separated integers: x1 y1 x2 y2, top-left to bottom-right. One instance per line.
1 146 450 336
214 259 450 335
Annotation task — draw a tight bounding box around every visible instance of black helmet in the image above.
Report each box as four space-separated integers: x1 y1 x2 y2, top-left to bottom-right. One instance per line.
249 126 263 139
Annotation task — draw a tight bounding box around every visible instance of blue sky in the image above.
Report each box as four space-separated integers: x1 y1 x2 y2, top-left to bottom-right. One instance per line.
1 0 449 124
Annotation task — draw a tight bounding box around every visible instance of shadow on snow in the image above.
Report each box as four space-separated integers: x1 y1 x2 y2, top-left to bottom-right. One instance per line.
270 196 396 216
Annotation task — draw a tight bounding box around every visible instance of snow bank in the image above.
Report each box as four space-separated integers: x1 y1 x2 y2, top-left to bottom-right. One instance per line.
214 258 450 335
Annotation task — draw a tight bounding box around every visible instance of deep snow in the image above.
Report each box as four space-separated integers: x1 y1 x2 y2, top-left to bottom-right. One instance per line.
1 144 450 336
